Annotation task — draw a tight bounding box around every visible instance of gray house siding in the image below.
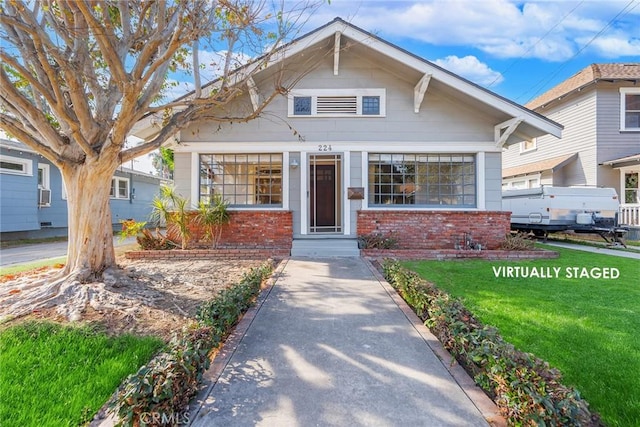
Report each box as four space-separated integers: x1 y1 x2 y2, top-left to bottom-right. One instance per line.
596 84 640 190
289 152 302 236
502 89 597 186
110 170 163 225
1 145 163 239
503 81 640 203
485 152 503 210
173 152 192 200
181 55 497 145
0 148 39 232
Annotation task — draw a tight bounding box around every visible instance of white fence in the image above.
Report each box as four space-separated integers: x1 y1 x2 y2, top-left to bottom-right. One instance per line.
619 204 640 226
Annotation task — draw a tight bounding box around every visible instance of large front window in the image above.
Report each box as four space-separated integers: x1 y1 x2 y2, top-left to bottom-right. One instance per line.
368 153 476 207
199 154 283 206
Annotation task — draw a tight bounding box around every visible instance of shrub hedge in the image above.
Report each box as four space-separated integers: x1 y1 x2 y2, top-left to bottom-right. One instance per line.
381 259 602 426
111 262 273 426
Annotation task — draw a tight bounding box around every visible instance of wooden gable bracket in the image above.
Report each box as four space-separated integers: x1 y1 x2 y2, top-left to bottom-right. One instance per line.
495 117 524 147
414 73 432 113
247 77 259 112
333 31 342 76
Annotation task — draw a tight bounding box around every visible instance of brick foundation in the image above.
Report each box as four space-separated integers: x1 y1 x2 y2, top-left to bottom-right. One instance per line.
125 248 289 261
361 249 558 260
357 210 511 250
167 210 293 250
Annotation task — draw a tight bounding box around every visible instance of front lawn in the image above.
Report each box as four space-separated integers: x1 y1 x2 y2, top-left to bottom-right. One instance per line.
404 246 640 427
0 322 163 427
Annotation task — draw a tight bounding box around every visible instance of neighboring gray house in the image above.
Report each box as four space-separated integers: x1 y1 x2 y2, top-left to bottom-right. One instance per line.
133 18 562 253
502 63 640 226
0 138 165 240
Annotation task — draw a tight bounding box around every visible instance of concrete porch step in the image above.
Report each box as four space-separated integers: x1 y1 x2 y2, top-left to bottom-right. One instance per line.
290 238 360 257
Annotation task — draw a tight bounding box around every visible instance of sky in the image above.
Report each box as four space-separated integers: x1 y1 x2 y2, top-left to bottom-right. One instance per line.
301 0 640 104
136 0 640 173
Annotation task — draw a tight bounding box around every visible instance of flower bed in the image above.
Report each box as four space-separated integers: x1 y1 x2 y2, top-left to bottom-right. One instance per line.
381 260 602 426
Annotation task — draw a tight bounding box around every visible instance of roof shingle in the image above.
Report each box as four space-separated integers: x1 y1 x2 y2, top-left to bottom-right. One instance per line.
526 63 640 110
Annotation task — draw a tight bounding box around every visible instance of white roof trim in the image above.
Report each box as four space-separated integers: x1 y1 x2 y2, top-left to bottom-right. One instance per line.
131 18 562 141
264 19 562 139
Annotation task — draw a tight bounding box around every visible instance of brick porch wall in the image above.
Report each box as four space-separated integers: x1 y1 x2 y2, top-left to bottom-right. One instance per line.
357 210 511 250
168 210 293 249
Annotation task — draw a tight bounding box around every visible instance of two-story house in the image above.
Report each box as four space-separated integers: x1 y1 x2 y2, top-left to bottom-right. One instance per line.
502 63 640 226
0 138 166 240
133 18 562 255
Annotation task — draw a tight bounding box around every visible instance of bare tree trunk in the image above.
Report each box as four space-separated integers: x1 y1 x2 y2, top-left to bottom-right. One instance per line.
61 161 118 280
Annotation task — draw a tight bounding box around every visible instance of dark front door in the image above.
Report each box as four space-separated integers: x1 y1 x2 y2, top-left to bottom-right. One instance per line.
309 155 342 233
313 165 335 227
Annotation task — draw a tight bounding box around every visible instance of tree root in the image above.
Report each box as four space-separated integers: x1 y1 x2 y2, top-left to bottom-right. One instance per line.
0 268 140 323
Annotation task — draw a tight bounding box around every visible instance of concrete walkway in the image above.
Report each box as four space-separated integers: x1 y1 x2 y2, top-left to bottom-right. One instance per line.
544 241 640 259
189 257 497 427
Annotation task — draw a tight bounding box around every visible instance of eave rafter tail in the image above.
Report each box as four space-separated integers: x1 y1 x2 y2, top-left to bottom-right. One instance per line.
247 77 259 112
495 117 524 148
414 73 432 113
333 31 341 76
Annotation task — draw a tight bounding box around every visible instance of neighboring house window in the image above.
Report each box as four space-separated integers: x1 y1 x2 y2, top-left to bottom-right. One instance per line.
110 177 129 199
199 154 283 206
620 88 640 131
368 153 476 207
288 89 385 117
37 163 50 190
520 138 537 153
625 172 639 204
502 175 540 190
37 163 51 207
0 154 32 176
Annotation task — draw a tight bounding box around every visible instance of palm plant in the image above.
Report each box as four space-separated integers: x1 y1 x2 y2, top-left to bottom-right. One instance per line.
196 195 230 249
150 185 191 250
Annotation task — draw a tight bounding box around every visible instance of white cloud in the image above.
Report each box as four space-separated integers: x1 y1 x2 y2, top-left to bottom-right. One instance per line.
433 55 504 86
308 0 640 62
587 35 640 57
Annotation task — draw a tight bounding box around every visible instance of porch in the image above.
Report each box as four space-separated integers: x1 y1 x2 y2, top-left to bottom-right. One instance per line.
619 204 640 226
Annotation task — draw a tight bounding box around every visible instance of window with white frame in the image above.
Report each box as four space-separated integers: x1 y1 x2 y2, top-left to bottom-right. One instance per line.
37 163 50 190
620 88 640 131
624 172 639 204
368 153 476 207
110 177 129 199
199 154 283 207
502 175 540 190
0 154 32 176
289 89 385 117
520 138 537 153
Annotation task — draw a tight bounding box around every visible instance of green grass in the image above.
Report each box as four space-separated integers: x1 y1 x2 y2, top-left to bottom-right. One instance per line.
0 322 163 427
404 246 640 427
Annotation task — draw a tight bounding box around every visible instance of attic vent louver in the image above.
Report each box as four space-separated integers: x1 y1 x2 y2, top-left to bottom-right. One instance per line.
317 96 357 114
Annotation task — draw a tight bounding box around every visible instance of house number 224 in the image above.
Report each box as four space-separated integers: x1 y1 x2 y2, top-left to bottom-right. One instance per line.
318 144 332 152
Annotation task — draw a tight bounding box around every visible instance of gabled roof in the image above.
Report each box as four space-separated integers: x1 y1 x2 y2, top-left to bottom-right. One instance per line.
526 63 640 110
133 17 562 144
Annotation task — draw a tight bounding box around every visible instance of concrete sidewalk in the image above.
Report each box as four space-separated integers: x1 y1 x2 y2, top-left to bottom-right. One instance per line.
189 257 498 427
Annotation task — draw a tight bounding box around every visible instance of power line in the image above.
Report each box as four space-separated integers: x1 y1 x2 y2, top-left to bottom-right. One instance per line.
487 1 585 88
516 0 639 104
